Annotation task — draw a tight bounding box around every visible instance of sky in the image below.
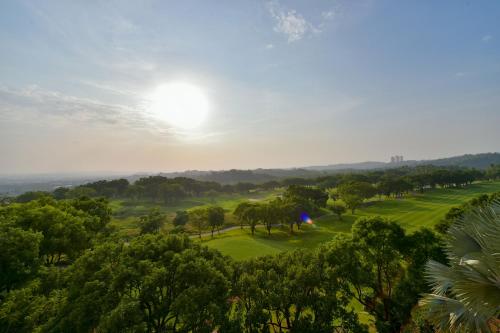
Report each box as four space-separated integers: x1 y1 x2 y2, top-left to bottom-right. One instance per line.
1 0 499 174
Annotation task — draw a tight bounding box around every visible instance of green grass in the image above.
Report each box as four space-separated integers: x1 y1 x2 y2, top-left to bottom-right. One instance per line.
202 181 500 260
109 190 278 237
108 181 500 258
111 190 276 218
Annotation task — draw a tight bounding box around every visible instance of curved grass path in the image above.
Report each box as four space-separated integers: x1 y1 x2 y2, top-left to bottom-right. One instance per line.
202 181 500 260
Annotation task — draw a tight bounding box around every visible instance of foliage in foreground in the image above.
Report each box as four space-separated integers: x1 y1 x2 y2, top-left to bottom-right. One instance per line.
2 194 499 332
420 201 500 332
0 196 447 333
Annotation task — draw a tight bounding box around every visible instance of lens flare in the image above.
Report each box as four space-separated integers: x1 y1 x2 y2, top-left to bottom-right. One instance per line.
300 212 314 225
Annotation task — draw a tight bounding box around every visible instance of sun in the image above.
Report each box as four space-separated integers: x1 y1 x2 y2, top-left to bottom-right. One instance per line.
148 82 209 129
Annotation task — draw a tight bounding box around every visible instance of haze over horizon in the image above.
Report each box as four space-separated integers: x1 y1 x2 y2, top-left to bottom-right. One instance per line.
1 1 500 174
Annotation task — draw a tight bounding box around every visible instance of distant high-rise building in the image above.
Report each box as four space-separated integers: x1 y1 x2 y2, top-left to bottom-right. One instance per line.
390 155 404 163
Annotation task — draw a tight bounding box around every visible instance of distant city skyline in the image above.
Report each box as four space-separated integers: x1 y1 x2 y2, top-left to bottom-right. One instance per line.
1 1 499 174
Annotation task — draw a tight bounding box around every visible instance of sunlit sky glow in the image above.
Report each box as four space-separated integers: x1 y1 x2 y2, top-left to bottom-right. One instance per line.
1 0 499 174
147 82 210 130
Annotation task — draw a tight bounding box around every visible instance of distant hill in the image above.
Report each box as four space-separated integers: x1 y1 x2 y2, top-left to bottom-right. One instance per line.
158 153 500 184
160 169 278 184
304 161 387 171
1 152 499 194
304 152 500 172
160 168 322 185
413 153 500 169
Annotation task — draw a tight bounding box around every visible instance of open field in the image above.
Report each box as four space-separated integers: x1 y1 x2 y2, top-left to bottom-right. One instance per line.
201 181 500 260
108 181 500 258
109 190 278 236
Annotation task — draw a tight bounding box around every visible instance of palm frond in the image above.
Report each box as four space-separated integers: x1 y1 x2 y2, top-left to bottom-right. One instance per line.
425 260 456 295
421 200 500 332
419 294 492 333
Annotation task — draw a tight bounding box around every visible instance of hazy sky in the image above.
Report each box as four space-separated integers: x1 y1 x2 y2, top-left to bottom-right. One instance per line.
1 0 499 174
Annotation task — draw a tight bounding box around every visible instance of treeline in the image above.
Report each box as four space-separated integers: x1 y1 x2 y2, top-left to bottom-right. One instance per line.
52 176 257 203
9 164 500 206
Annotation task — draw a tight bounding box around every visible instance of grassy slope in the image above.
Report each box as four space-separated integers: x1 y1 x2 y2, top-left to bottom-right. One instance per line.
202 181 500 260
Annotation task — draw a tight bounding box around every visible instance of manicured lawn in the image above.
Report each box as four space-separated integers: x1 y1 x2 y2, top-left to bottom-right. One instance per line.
111 190 276 218
109 190 278 237
109 181 500 258
203 181 500 260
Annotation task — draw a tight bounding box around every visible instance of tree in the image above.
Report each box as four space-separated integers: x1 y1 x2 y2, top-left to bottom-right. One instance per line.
260 180 280 190
485 164 500 180
0 268 67 332
0 221 42 292
342 194 364 214
158 183 186 205
259 203 276 236
283 195 315 230
207 206 224 237
377 177 413 198
15 191 52 203
231 250 366 332
234 202 253 229
277 199 299 234
235 202 261 236
139 209 166 234
53 187 70 200
327 188 339 202
393 228 446 331
189 207 207 238
51 235 232 333
337 181 376 214
66 186 97 198
12 202 89 264
172 210 189 227
283 185 329 208
419 201 500 332
323 217 444 333
71 197 112 234
329 203 346 220
1 197 114 265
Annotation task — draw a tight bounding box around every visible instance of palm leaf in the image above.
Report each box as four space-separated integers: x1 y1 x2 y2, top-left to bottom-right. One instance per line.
419 294 492 333
421 200 500 332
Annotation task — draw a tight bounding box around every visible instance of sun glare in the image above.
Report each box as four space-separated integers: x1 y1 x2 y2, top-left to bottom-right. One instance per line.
148 82 209 130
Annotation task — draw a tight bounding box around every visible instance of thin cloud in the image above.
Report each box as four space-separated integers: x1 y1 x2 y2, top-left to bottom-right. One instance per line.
266 1 320 43
321 10 335 20
482 35 492 42
265 43 274 49
0 85 147 129
0 85 221 142
79 80 140 97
